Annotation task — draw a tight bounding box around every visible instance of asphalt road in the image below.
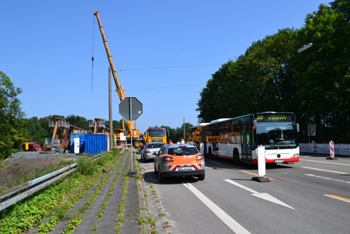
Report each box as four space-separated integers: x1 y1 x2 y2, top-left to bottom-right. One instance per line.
139 154 350 234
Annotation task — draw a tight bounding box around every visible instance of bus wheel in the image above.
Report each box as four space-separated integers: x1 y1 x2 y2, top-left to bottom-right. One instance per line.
208 147 213 159
233 149 240 165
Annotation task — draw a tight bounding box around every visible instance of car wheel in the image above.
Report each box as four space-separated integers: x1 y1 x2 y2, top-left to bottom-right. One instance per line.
208 147 213 159
158 167 165 182
198 173 205 181
154 162 158 174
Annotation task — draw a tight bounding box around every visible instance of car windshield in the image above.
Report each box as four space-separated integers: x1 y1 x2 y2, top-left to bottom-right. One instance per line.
168 147 198 155
147 144 163 148
149 130 165 137
256 122 298 149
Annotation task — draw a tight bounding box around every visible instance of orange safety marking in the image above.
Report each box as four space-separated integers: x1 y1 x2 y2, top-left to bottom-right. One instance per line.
326 194 350 203
238 169 276 180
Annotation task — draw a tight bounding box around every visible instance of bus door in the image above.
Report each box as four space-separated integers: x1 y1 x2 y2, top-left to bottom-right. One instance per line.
241 123 252 162
202 127 207 156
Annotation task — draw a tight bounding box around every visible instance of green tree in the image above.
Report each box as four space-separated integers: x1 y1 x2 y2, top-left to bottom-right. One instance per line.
25 117 49 145
66 114 90 130
295 3 350 142
178 122 194 142
0 71 30 158
197 28 299 123
331 0 350 20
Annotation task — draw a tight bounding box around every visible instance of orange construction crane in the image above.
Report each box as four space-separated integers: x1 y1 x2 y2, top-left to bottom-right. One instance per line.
93 11 142 148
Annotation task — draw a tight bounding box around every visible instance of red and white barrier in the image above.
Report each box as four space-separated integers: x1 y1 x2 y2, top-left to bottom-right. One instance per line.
327 140 337 160
329 141 334 158
312 141 317 152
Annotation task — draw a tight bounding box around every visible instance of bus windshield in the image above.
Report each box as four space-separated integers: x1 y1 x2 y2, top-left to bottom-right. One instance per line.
256 122 298 149
149 130 165 137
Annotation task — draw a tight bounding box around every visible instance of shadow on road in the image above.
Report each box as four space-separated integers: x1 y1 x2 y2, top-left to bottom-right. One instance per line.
142 170 204 185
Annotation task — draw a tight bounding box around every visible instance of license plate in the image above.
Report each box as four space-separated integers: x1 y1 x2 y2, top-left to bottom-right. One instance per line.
179 166 192 170
275 159 284 163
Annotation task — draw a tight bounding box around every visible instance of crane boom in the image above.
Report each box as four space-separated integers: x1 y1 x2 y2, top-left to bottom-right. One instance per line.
93 11 126 101
93 11 142 149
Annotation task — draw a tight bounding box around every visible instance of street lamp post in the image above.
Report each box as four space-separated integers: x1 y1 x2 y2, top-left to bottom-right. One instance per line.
297 43 313 53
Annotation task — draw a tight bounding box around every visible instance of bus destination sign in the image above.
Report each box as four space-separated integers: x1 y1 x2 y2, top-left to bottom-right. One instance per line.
257 114 293 122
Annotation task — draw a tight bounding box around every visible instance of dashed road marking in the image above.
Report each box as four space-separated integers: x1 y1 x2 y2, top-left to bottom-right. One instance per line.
301 166 347 174
305 174 350 184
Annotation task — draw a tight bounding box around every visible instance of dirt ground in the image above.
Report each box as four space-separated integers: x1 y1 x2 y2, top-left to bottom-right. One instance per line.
0 158 63 191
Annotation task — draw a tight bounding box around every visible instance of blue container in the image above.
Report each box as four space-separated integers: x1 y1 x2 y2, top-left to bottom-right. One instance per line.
85 134 107 155
70 134 86 153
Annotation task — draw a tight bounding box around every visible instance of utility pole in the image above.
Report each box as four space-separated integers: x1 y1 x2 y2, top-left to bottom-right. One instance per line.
109 67 113 151
183 118 185 143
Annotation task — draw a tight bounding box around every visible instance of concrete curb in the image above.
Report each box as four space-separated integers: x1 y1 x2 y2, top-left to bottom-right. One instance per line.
137 153 151 233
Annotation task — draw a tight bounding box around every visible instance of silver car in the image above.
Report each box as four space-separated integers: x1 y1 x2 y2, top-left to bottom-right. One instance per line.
141 143 164 162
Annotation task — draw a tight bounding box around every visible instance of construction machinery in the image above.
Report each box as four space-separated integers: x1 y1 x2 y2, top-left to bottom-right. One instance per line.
142 127 167 146
113 120 127 146
93 11 142 148
90 118 109 134
44 118 92 152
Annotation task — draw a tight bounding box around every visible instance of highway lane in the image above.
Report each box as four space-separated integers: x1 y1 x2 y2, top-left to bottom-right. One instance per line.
139 154 350 234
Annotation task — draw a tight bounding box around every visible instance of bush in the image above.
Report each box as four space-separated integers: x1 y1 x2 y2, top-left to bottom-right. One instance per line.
77 156 97 176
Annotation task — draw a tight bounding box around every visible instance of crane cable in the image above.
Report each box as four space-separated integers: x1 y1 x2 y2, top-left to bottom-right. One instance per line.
91 15 95 91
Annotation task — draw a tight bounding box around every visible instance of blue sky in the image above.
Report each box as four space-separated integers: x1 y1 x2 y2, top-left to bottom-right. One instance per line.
1 0 329 133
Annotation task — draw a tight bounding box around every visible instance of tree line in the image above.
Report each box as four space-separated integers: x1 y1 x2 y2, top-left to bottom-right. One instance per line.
197 0 350 143
0 70 193 158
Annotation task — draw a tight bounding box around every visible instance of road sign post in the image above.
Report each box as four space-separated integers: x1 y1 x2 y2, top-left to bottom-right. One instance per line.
119 97 143 176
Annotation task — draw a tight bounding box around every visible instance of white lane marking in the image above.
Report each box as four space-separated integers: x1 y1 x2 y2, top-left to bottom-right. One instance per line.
301 166 347 174
305 174 350 184
324 194 350 204
301 158 350 166
183 182 251 234
224 179 258 194
252 193 294 210
224 179 294 210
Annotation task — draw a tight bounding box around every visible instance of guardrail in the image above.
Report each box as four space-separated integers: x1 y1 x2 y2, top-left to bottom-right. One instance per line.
0 151 110 212
299 143 350 156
